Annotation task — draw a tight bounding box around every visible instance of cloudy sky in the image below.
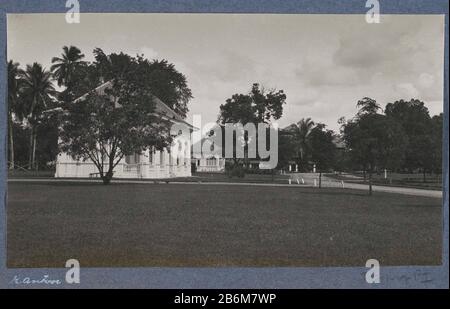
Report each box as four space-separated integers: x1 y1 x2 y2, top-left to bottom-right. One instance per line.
7 13 445 131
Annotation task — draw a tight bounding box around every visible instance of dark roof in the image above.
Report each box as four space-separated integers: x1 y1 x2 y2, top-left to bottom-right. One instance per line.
74 81 193 128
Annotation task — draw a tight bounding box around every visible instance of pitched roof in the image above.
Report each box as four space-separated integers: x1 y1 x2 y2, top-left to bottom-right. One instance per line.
74 81 193 128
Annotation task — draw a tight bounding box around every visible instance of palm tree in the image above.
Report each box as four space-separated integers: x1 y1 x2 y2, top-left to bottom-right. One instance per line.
288 117 315 171
51 45 85 100
21 63 56 170
7 60 24 170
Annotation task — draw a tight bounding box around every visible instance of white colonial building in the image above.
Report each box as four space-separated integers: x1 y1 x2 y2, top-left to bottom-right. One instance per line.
191 135 226 173
55 82 193 179
192 155 226 172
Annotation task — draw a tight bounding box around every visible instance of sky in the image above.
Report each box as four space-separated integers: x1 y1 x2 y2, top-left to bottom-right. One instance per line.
7 13 445 131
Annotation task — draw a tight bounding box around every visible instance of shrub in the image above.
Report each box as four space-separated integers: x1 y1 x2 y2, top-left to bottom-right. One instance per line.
226 165 246 178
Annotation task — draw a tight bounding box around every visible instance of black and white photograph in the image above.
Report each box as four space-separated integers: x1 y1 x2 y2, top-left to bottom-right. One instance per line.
1 0 448 293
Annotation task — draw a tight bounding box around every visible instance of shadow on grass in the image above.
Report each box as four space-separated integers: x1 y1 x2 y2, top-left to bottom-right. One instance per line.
8 180 373 198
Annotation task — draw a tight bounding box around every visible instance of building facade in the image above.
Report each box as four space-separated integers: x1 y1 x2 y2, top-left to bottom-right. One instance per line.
192 155 226 173
55 81 193 179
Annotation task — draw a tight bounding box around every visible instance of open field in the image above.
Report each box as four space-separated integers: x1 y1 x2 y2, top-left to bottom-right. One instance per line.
7 181 442 267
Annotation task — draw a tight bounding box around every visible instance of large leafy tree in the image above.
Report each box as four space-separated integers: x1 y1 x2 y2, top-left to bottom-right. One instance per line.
143 59 192 118
357 97 382 116
309 123 337 188
277 129 297 170
92 48 192 118
218 83 286 166
21 63 56 169
219 83 285 124
385 99 434 179
341 98 407 195
59 51 192 184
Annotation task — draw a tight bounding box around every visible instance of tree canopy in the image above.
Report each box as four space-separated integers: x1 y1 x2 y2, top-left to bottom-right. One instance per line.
218 83 286 125
341 97 409 194
58 49 192 184
217 83 286 168
90 49 192 118
385 99 435 176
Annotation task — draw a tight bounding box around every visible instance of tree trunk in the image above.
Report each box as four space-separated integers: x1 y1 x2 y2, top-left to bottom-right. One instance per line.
101 174 112 185
423 169 426 183
101 169 113 185
32 131 37 170
363 170 366 182
28 126 34 169
8 112 14 170
101 159 115 185
368 170 373 196
319 171 322 188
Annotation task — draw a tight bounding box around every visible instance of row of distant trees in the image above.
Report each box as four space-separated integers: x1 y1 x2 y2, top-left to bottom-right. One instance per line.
217 82 443 187
341 97 442 193
7 46 91 170
276 97 442 192
8 60 58 170
214 82 442 191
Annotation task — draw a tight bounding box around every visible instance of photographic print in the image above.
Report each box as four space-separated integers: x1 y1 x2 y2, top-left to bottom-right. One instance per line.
0 0 448 291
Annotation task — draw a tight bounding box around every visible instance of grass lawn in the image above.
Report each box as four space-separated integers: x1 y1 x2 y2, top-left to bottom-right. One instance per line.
7 181 442 268
7 170 291 183
192 172 290 183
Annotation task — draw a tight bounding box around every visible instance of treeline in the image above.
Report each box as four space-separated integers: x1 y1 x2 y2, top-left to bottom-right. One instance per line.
342 98 442 178
7 46 192 171
279 97 443 186
8 46 443 180
7 61 59 170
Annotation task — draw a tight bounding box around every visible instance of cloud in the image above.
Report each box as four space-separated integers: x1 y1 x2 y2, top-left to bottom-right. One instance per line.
332 16 424 71
418 73 434 89
7 13 445 133
138 47 158 60
194 49 257 82
394 83 420 99
290 87 320 106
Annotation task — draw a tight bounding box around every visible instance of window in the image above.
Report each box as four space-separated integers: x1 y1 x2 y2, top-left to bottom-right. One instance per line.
125 153 140 164
160 151 165 166
184 142 189 166
206 158 217 166
168 151 173 165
